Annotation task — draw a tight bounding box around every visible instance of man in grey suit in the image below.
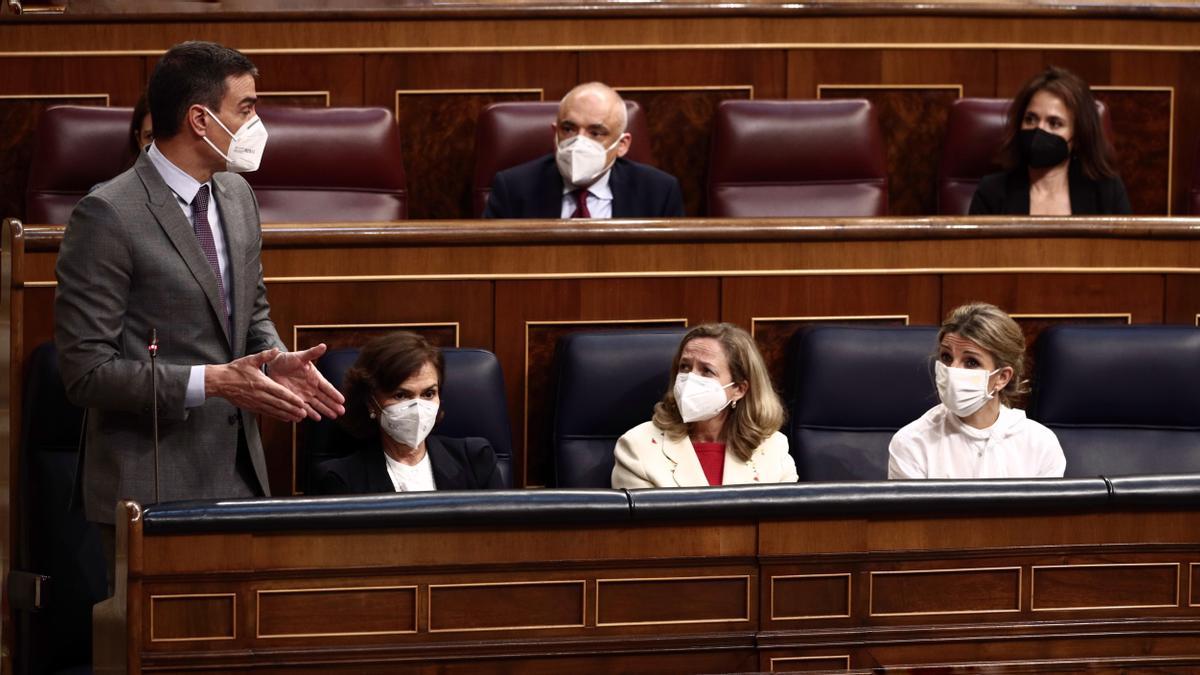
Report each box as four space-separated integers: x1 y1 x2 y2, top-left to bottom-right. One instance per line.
54 42 344 561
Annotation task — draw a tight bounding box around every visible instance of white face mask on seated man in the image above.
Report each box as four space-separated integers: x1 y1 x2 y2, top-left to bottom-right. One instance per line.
555 134 622 187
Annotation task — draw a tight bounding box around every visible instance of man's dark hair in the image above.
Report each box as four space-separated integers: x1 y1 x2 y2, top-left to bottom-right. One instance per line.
147 41 258 140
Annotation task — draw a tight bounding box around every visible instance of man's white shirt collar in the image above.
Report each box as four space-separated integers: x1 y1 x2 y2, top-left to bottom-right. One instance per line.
147 142 211 205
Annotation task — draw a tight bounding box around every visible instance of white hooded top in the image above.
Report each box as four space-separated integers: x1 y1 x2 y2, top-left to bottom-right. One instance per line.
887 404 1066 479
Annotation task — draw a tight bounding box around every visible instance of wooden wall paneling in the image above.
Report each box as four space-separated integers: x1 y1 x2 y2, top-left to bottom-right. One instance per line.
1164 275 1200 325
0 56 145 222
257 279 493 495
818 85 962 216
493 277 720 486
722 275 942 388
364 52 578 219
244 54 365 106
583 49 786 216
1171 53 1200 216
1108 52 1188 216
1092 87 1173 215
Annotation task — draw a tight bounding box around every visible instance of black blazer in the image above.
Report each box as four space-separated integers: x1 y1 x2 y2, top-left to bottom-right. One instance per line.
482 155 685 218
312 435 504 495
968 161 1132 216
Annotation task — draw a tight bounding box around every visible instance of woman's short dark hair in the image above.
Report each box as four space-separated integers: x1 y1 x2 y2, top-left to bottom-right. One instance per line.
1000 65 1118 181
147 41 258 140
339 332 445 440
129 92 150 159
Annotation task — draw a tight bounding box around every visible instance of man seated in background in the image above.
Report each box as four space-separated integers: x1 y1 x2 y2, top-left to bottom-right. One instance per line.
483 81 685 219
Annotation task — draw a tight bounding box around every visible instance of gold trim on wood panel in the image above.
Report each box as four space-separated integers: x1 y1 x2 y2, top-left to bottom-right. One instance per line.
394 88 545 124
1010 312 1132 323
816 83 964 99
255 585 418 638
1030 562 1181 612
1190 562 1198 607
289 321 461 494
426 579 586 633
149 593 237 643
0 93 110 104
595 574 752 627
522 317 688 487
750 315 910 338
258 90 332 106
1092 85 1175 215
615 84 755 100
868 566 1022 617
769 573 852 621
769 655 852 672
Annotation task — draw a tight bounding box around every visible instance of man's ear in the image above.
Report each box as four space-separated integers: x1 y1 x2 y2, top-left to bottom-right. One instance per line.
615 132 631 158
186 104 209 138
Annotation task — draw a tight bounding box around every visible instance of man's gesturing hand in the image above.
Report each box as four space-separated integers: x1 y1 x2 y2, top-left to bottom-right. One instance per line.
266 343 346 421
205 349 308 423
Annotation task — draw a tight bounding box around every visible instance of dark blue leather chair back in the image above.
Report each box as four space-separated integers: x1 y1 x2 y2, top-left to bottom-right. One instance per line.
1029 326 1200 477
18 341 106 672
785 326 940 480
552 328 690 488
306 347 514 489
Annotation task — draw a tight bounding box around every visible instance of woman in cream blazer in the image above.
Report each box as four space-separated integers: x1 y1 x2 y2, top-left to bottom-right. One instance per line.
612 323 798 489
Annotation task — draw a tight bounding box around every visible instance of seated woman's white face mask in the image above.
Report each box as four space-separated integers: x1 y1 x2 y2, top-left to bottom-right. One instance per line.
936 334 1006 418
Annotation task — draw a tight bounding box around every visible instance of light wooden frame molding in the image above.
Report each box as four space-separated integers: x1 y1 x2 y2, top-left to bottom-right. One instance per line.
0 92 110 104
1091 85 1175 215
255 585 418 638
149 592 237 643
595 574 752 627
1030 562 1181 612
769 655 852 672
615 84 756 100
868 566 1022 617
289 321 461 494
394 87 545 123
427 579 587 633
1009 312 1132 323
1190 562 1199 607
769 572 853 621
522 317 688 487
750 314 910 338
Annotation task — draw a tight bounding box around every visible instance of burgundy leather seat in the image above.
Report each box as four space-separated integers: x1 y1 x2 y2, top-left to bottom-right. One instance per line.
26 105 135 225
937 97 1114 215
472 101 652 217
707 99 887 218
248 106 407 222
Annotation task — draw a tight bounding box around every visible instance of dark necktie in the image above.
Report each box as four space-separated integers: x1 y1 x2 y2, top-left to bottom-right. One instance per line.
571 188 591 218
191 184 230 331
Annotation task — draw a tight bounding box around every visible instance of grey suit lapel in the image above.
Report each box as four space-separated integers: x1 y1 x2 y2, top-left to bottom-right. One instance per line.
135 155 231 348
213 174 249 356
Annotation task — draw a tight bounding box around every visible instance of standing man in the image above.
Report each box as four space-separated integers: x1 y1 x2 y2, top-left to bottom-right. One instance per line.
55 41 344 552
483 82 685 219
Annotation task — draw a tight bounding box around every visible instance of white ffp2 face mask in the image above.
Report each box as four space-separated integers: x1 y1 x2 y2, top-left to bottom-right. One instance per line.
202 107 268 173
378 398 439 449
555 134 621 187
935 361 1001 418
674 372 735 424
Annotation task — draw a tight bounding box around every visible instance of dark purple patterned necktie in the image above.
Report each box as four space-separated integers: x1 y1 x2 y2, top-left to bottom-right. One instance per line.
191 184 230 331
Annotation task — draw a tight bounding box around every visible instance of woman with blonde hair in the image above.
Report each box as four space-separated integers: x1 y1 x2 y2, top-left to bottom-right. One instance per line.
612 323 797 488
888 303 1065 479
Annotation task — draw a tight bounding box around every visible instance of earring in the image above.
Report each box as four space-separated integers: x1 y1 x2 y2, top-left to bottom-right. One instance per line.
368 410 377 420
731 399 738 409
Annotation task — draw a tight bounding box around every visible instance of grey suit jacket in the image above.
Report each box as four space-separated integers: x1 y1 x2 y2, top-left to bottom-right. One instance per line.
55 152 283 524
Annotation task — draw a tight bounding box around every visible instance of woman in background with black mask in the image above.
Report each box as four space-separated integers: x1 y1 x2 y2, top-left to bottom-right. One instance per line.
969 66 1131 215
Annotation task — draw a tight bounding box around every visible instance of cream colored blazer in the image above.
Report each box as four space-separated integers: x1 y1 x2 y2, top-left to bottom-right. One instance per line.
611 421 798 488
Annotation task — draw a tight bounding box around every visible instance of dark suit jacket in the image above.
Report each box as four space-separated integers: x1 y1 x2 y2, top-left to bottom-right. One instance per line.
56 153 280 524
313 435 504 494
968 161 1132 215
482 155 685 218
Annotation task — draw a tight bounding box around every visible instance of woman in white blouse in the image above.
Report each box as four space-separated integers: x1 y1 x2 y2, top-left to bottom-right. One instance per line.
888 303 1065 479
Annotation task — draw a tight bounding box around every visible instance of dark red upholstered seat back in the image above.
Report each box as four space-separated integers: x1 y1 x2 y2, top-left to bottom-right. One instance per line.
937 97 1115 215
26 105 135 225
248 106 407 222
707 99 888 218
472 101 652 217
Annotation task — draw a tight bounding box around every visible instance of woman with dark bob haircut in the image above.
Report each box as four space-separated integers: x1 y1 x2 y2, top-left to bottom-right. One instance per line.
312 332 503 494
969 66 1130 215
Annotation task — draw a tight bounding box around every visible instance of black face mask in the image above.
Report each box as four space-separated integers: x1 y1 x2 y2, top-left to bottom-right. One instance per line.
1019 128 1070 169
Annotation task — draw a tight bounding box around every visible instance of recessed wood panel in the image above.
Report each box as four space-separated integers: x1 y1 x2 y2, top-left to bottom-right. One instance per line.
257 586 416 637
751 315 909 389
819 85 961 216
249 53 365 106
596 576 750 626
770 655 852 672
770 573 852 620
1032 563 1179 611
1191 563 1200 607
293 322 459 352
150 594 236 642
428 581 584 632
870 567 1021 616
1164 275 1200 325
1092 87 1173 215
